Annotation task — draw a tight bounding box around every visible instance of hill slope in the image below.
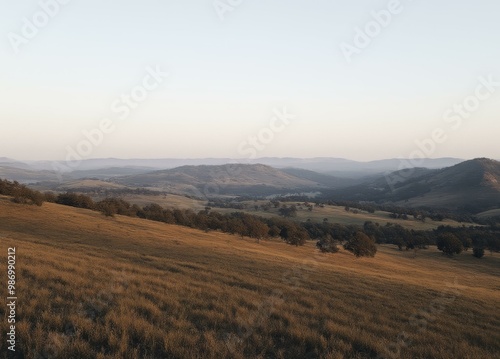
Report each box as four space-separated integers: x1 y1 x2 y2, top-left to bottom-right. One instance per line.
0 197 499 358
326 158 500 213
280 168 358 188
0 166 62 183
114 164 323 196
391 158 500 212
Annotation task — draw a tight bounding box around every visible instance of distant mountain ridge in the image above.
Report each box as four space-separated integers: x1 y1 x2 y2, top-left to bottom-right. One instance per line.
0 166 63 183
1 157 499 213
395 158 500 212
4 157 464 177
280 168 360 188
324 158 500 213
113 164 323 197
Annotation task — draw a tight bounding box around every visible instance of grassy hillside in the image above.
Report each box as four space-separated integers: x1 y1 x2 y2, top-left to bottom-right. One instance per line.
280 168 355 188
215 200 473 231
477 208 500 219
0 197 499 358
113 164 322 195
393 158 500 212
325 158 500 214
56 179 128 191
0 166 59 183
93 193 208 212
89 193 471 231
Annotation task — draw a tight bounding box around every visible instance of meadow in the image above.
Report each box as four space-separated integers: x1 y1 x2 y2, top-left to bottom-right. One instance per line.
0 196 499 358
214 199 471 230
98 193 470 230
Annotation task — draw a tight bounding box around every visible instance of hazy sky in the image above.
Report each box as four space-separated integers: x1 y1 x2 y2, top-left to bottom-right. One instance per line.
1 0 499 161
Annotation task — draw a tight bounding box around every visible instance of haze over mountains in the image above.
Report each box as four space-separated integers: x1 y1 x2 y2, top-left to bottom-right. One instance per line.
114 164 322 196
1 156 499 214
0 156 464 181
324 158 500 214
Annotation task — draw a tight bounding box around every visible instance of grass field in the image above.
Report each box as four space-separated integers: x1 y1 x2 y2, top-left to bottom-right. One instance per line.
97 193 207 212
215 200 471 230
107 194 471 231
0 196 499 358
477 208 500 219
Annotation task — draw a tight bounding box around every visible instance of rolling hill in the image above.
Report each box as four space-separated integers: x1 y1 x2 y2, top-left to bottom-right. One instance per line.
0 166 63 183
393 158 500 212
0 196 499 358
1 157 465 178
113 164 324 196
280 168 358 188
325 158 500 213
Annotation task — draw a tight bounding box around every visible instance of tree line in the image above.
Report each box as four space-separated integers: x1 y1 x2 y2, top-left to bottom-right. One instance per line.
0 179 45 206
2 178 499 258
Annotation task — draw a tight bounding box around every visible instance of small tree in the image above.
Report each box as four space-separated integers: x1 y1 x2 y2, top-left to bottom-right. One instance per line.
436 233 463 256
279 205 297 218
44 191 57 203
317 234 339 253
100 203 117 217
280 225 307 246
344 232 377 257
28 191 45 206
462 238 473 251
472 247 485 259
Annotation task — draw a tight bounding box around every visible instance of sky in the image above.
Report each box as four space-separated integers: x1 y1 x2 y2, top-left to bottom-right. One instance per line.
1 0 499 162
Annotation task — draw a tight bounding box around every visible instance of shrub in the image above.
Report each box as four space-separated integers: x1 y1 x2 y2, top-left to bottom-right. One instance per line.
462 237 473 251
279 225 307 246
56 193 95 209
436 233 463 256
279 205 297 218
316 234 339 253
44 191 57 203
99 202 117 217
473 247 485 259
344 232 377 257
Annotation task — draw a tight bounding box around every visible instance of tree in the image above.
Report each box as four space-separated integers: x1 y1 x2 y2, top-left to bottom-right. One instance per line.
462 237 473 251
472 247 485 259
279 205 297 218
226 218 246 237
344 232 377 257
44 191 57 203
268 225 281 237
96 198 134 217
316 234 339 253
27 190 44 206
56 193 94 209
241 215 269 241
0 179 45 206
279 224 307 246
99 202 117 217
486 237 500 255
142 203 166 222
363 221 379 238
436 233 463 256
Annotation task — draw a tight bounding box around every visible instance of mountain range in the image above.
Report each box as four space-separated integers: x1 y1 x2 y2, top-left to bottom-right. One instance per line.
322 158 500 213
0 156 464 179
1 157 499 214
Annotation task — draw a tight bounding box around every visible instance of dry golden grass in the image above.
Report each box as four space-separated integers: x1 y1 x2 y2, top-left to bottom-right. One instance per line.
95 194 469 230
95 193 207 211
58 180 127 190
0 195 499 359
217 200 471 230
